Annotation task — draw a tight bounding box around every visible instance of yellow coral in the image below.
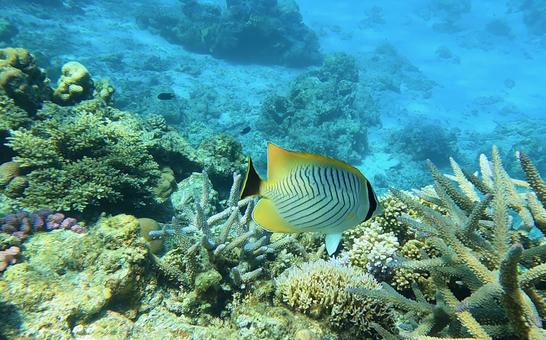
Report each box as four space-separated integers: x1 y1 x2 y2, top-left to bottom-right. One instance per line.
53 61 94 105
275 259 394 337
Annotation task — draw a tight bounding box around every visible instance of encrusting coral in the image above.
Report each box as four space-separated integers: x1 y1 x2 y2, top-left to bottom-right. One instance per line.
349 146 546 339
275 258 395 338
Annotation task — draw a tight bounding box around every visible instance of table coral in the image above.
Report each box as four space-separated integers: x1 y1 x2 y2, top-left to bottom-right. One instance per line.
53 61 95 105
275 258 395 338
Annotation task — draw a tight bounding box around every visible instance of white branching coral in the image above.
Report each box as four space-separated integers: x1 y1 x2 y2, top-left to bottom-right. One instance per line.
348 222 399 274
275 258 394 337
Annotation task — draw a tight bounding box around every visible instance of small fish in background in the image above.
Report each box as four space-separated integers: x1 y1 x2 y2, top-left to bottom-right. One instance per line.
240 126 251 135
157 92 176 100
240 143 381 255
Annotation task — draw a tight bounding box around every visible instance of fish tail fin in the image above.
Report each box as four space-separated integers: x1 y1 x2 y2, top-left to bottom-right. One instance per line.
241 158 263 198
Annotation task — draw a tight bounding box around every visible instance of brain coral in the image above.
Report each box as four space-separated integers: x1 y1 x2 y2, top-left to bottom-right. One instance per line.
275 258 394 338
5 99 162 215
0 47 51 113
53 61 95 105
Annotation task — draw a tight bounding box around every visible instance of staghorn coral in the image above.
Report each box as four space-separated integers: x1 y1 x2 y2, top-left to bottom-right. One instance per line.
350 146 546 339
153 169 316 320
52 61 94 105
275 258 395 338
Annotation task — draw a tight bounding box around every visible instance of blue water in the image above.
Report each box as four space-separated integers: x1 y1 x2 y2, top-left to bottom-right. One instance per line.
2 0 545 191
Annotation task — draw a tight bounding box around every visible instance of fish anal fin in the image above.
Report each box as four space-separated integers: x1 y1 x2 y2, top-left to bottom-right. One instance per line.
253 198 298 233
325 233 342 255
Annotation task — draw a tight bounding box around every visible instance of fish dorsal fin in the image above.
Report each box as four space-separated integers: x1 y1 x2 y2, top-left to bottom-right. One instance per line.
267 143 366 182
325 233 342 255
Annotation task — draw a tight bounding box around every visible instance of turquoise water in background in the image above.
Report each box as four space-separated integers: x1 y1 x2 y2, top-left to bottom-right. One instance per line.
2 0 545 190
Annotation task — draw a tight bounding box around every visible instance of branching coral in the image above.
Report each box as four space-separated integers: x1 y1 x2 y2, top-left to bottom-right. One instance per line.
275 258 395 338
350 146 546 339
153 170 305 316
5 99 162 215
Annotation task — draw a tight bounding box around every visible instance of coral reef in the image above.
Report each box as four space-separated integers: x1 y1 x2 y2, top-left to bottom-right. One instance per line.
0 47 51 113
347 222 399 276
52 61 94 105
137 0 321 67
259 53 371 164
275 258 395 338
350 146 546 339
5 99 162 215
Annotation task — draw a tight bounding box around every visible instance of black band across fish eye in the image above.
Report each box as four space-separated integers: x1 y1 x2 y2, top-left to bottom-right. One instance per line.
364 180 377 221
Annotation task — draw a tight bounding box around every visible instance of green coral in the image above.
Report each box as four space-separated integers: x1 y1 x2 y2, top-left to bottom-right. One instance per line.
351 146 546 339
5 99 162 215
275 258 394 338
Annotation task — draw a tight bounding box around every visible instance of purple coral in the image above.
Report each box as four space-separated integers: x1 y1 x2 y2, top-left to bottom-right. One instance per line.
0 209 86 239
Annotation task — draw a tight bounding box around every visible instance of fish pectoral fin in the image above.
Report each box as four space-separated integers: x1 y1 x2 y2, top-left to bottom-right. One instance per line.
253 198 298 233
325 233 342 255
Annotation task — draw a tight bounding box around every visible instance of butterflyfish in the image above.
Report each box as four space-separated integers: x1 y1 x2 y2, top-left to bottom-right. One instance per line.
240 143 380 255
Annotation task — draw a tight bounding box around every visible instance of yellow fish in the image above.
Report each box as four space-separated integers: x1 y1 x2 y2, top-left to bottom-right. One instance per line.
241 143 380 255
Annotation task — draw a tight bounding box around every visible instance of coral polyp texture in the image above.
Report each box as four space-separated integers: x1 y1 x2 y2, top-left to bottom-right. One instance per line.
350 146 546 339
275 258 395 338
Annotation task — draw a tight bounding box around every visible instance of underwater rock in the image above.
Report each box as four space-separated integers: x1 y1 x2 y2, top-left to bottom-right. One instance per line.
171 171 219 215
0 48 52 113
0 214 152 337
152 166 176 203
196 133 246 190
137 0 321 67
53 61 95 105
